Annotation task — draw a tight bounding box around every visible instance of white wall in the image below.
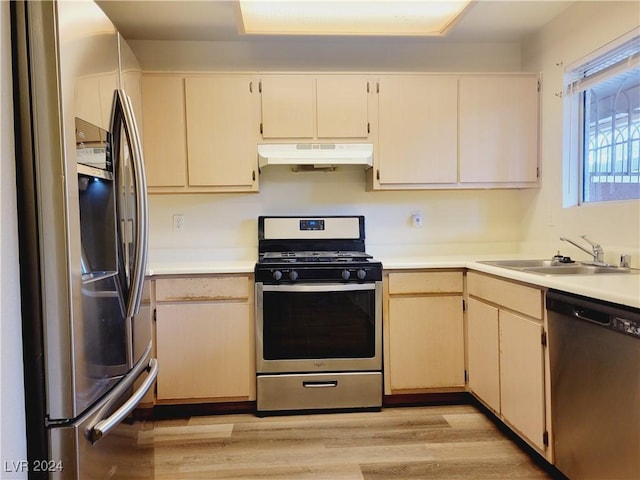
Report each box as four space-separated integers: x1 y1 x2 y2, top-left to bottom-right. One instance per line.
131 38 521 72
0 1 28 477
520 1 640 265
145 2 640 265
149 169 523 260
146 41 526 261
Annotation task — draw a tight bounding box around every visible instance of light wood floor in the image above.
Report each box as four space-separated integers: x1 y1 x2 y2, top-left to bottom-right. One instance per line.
153 404 554 479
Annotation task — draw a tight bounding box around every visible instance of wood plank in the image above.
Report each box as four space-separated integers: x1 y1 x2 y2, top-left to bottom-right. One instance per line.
153 405 553 479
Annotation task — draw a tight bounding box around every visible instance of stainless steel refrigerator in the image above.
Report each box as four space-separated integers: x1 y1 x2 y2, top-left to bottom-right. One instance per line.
12 1 157 478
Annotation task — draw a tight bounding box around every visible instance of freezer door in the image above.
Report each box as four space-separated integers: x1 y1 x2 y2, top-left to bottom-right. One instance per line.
49 349 157 480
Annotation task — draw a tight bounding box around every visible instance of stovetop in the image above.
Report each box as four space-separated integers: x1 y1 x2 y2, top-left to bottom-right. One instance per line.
255 215 382 283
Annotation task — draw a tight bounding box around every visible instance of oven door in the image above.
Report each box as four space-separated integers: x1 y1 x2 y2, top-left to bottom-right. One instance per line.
256 282 382 373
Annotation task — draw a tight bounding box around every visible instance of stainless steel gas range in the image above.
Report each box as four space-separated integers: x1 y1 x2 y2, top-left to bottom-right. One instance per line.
254 216 383 415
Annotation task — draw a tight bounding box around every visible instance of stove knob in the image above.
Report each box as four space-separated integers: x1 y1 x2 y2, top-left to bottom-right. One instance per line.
289 270 299 281
341 269 351 280
272 270 283 281
357 269 367 280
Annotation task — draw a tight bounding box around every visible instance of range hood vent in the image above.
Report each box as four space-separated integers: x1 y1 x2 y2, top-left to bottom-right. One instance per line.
258 143 373 170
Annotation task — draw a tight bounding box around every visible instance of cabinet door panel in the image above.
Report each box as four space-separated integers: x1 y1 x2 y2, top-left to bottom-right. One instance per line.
467 271 542 320
378 76 458 185
185 76 258 188
156 302 251 400
316 76 369 138
459 76 539 183
141 76 187 187
261 76 315 138
389 296 464 390
467 297 500 412
388 271 463 295
500 310 545 450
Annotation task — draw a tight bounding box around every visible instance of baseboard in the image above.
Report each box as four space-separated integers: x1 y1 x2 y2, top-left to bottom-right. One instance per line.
153 400 257 420
383 391 472 407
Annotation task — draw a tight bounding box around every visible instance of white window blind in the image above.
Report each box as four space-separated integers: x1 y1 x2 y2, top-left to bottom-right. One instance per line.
565 35 640 95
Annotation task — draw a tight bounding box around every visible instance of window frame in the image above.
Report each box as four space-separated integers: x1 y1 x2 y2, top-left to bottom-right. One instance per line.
562 29 640 207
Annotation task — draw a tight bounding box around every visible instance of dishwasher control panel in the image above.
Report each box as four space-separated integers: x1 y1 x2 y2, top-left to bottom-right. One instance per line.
612 316 640 338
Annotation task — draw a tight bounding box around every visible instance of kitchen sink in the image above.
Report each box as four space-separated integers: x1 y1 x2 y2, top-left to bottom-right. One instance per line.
479 260 636 275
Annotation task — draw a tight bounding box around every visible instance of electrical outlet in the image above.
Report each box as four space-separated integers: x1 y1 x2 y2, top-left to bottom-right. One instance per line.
173 214 184 232
411 211 423 228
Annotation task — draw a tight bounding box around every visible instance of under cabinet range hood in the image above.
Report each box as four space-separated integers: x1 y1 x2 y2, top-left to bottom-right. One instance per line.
258 143 373 171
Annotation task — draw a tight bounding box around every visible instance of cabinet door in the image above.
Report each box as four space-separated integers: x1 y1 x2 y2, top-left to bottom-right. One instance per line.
260 75 315 139
316 76 370 138
156 302 251 400
466 297 500 412
459 75 539 184
185 76 258 190
388 296 464 390
377 76 458 186
141 76 187 187
75 74 117 132
499 310 546 450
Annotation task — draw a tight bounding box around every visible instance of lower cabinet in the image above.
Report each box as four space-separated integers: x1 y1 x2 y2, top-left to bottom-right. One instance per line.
466 271 549 456
154 274 255 403
385 270 465 394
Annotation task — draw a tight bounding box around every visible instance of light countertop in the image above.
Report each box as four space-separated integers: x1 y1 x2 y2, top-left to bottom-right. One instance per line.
381 254 640 309
147 250 640 309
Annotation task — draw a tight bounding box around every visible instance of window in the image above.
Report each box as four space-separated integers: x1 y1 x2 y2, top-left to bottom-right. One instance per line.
564 32 640 204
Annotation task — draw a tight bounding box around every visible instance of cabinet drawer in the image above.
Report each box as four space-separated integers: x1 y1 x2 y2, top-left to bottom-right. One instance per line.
388 271 463 294
467 272 542 319
156 275 250 302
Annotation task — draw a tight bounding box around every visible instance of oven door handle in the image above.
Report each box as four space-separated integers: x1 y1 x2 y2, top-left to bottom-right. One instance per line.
261 283 375 293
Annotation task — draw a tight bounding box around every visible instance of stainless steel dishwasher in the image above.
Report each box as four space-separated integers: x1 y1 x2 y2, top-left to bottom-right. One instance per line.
546 290 640 480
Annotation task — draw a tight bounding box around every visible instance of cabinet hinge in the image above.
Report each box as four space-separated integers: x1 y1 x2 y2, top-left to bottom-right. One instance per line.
260 122 263 134
367 122 370 134
537 80 541 92
464 369 468 383
541 330 547 347
462 299 466 312
252 170 256 181
376 169 380 181
367 81 370 93
249 81 253 93
543 430 549 446
376 82 380 93
258 80 262 93
537 167 540 178
153 308 157 323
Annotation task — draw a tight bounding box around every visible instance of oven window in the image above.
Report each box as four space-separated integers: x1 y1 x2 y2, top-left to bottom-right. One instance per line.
262 289 376 360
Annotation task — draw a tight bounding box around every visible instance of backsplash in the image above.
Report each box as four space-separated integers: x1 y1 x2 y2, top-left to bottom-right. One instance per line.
148 167 523 258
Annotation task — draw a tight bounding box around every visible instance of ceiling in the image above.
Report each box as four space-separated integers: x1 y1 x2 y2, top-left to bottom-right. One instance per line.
96 0 576 44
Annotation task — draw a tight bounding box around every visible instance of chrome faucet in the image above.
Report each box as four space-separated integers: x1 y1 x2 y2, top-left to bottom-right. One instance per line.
560 235 605 264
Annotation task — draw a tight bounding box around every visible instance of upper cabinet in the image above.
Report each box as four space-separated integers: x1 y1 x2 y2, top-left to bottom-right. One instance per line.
139 71 539 194
185 76 259 191
375 75 458 187
370 72 540 190
459 75 540 186
141 75 188 189
141 74 259 193
260 74 373 141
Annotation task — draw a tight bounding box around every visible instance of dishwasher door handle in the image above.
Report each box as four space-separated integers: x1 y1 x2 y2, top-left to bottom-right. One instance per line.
573 307 610 326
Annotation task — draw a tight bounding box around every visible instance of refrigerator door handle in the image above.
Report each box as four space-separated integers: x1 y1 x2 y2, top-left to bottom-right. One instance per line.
112 89 149 318
88 357 158 444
